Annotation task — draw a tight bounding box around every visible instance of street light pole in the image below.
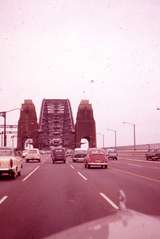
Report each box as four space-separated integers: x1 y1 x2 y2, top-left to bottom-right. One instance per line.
122 121 136 150
97 132 105 148
102 134 105 148
0 112 6 146
133 123 136 151
0 108 20 147
107 128 117 149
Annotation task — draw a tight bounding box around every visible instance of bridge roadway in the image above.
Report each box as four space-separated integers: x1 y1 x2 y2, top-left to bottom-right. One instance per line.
0 153 160 238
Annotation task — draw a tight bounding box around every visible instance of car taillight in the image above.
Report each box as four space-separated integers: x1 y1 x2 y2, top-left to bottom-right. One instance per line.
10 159 13 168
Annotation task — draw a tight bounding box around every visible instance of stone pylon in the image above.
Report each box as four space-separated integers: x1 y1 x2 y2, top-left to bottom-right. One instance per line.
75 100 96 148
17 100 38 150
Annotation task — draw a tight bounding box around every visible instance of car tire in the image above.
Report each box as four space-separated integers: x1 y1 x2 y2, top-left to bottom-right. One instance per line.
11 172 16 179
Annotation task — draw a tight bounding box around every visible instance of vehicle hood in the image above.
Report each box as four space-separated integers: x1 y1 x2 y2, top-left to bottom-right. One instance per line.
45 209 160 239
0 156 15 161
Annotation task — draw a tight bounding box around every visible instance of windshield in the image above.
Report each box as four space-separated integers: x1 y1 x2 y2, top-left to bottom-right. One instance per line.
1 0 160 238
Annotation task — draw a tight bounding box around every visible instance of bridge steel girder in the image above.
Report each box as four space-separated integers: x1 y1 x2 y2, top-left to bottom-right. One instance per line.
75 100 96 148
17 100 38 150
38 99 75 150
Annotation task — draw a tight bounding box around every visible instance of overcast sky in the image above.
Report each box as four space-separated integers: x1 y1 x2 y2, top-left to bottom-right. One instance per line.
1 0 160 147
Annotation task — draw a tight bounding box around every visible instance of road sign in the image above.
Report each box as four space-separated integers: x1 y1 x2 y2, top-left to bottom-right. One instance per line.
0 125 17 128
0 131 17 134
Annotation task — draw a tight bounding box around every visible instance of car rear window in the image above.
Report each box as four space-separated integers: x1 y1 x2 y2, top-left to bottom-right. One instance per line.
89 154 105 159
28 150 38 153
74 153 86 158
89 150 105 155
55 149 65 153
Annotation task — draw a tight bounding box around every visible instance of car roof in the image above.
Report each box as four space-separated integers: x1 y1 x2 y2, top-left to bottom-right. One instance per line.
88 148 105 153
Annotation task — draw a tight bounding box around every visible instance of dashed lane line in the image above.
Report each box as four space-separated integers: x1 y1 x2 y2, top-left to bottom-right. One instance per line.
0 196 8 205
77 171 88 181
99 192 119 210
70 165 75 170
22 166 40 182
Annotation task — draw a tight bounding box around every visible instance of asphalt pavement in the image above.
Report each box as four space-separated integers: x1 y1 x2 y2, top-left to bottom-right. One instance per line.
0 153 160 238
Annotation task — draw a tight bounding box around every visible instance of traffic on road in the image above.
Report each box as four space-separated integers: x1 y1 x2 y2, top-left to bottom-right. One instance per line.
0 147 160 238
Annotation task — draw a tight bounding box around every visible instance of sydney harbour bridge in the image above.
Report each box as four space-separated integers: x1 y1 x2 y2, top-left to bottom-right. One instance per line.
17 99 96 150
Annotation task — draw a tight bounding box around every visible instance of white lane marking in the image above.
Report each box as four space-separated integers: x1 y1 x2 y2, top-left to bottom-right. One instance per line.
77 171 87 181
70 165 75 170
99 192 119 210
127 163 142 168
112 167 160 184
119 157 160 164
0 195 8 205
22 166 40 182
113 159 160 170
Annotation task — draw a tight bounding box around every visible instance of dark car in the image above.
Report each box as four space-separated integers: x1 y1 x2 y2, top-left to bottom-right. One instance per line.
145 148 160 161
51 148 66 164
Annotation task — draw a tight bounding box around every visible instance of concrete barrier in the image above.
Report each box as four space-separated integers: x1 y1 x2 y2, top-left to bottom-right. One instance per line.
117 150 147 160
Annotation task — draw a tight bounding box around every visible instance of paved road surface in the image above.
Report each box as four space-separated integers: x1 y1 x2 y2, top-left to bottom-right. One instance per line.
0 153 160 238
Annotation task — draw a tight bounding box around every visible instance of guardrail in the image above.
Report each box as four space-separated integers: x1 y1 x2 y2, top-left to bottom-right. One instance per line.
117 149 147 159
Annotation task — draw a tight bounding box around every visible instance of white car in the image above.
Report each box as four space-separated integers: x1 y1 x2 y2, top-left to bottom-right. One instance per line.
25 148 41 162
0 147 23 179
106 148 118 160
72 148 87 163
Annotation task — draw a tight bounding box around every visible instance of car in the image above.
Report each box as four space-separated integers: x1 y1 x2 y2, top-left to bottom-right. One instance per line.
145 148 160 161
72 148 87 162
106 148 118 160
85 148 108 169
51 147 66 164
0 147 23 179
25 148 41 162
65 149 73 158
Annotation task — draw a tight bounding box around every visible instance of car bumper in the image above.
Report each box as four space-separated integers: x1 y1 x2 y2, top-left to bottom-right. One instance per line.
87 162 108 166
26 157 40 160
73 158 85 162
108 156 117 160
0 168 16 175
53 159 65 161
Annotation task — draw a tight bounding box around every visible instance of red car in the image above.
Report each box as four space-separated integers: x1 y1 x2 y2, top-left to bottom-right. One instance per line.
85 148 108 169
